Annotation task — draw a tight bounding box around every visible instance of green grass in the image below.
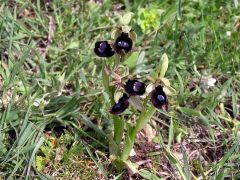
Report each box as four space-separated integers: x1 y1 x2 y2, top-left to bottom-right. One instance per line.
0 0 240 179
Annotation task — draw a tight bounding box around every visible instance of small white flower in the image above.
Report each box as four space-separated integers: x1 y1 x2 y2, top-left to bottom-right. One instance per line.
201 76 217 88
207 78 217 87
226 31 231 36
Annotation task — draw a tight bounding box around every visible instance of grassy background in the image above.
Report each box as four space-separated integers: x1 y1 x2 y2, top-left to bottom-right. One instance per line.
0 0 240 179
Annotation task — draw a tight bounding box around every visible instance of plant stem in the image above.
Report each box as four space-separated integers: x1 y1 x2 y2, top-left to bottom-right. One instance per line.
112 54 125 147
121 106 156 161
114 54 125 71
102 59 126 156
113 116 125 145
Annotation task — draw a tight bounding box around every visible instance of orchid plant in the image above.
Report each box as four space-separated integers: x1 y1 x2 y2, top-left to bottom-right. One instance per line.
94 13 175 170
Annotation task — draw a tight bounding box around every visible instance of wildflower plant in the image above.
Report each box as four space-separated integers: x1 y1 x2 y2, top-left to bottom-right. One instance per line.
94 13 175 170
137 7 160 33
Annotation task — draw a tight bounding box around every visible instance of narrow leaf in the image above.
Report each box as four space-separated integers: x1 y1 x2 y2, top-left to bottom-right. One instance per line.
159 53 169 78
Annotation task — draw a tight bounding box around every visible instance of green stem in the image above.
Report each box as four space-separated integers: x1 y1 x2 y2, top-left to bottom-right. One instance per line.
111 54 126 153
102 61 125 156
113 116 125 145
121 106 156 161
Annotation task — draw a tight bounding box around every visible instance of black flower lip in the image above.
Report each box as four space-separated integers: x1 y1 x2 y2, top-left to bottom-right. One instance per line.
94 41 115 57
124 79 146 96
115 32 133 53
109 93 129 115
151 85 168 109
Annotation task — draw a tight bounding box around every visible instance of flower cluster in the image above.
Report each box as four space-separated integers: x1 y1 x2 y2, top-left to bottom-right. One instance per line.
94 28 168 115
94 32 133 57
109 81 168 115
109 79 146 115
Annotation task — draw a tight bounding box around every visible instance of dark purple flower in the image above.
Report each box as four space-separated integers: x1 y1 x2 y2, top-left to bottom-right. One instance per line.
109 93 129 115
115 33 133 53
124 79 145 96
151 85 168 109
94 41 115 57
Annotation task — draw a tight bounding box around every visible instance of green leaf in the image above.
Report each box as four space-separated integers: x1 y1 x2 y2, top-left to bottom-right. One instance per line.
199 114 215 141
8 159 25 179
121 106 156 161
178 107 201 117
121 124 136 161
175 69 184 96
109 135 121 156
27 136 45 176
168 118 174 149
70 122 107 148
177 0 182 20
65 41 79 50
139 169 160 180
159 53 169 78
79 114 106 138
56 95 84 118
135 106 156 132
215 170 227 180
181 145 191 180
123 52 139 68
162 147 187 180
83 142 107 178
123 160 139 174
193 159 207 180
215 140 240 170
150 53 169 79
